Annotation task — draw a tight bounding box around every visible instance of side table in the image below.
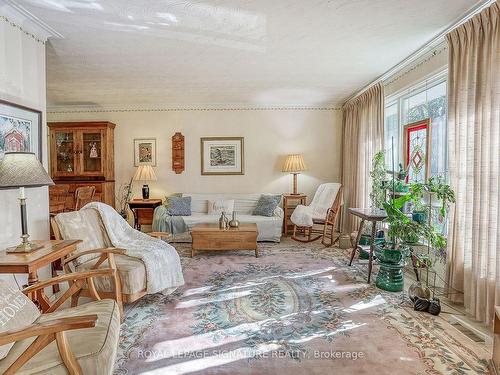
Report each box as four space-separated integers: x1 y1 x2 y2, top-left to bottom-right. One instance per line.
0 240 81 310
128 199 162 231
348 208 387 283
282 194 307 235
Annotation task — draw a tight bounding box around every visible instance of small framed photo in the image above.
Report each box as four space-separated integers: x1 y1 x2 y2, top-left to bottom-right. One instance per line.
0 99 42 161
201 137 244 175
134 138 156 166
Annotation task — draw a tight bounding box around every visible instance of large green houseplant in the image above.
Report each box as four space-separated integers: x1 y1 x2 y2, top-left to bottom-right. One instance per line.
373 161 454 292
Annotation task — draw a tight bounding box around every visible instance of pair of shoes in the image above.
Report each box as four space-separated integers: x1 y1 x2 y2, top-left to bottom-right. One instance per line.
413 297 441 316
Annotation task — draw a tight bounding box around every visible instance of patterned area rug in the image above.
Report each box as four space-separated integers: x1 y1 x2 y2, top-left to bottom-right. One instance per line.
114 240 490 375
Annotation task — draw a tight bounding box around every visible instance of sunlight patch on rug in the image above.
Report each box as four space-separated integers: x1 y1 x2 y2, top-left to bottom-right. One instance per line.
114 241 490 375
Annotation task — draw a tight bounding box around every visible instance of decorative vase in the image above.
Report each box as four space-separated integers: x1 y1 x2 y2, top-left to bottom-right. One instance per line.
229 211 239 228
375 244 408 292
142 185 150 200
219 212 229 230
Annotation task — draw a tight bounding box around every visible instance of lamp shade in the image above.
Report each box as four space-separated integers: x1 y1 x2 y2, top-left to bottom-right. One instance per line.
133 165 157 181
0 152 53 189
282 154 307 173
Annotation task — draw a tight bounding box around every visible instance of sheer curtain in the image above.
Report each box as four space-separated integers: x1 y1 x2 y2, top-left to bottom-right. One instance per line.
446 1 499 324
341 83 384 234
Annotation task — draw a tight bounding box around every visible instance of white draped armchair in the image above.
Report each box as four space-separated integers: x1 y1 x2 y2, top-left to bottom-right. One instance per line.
290 183 343 246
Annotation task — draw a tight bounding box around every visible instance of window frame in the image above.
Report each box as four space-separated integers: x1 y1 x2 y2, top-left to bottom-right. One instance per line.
384 70 448 175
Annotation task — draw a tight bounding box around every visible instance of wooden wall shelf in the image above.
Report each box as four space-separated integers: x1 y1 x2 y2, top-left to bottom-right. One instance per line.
172 132 185 174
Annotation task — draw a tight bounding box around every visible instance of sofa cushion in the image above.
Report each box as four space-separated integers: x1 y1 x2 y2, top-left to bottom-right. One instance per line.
184 193 267 214
164 193 182 209
76 254 146 295
0 299 120 375
207 199 234 215
167 196 191 216
253 194 282 217
55 208 111 266
0 280 40 360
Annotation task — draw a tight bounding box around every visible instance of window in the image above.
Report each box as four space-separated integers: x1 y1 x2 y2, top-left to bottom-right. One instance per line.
384 73 449 234
384 73 448 178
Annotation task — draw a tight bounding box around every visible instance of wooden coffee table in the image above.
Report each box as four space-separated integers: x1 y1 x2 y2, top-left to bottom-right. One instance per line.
191 223 259 258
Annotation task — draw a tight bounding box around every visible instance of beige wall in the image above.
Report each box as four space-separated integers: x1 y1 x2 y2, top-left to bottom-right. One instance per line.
48 109 342 203
0 18 50 285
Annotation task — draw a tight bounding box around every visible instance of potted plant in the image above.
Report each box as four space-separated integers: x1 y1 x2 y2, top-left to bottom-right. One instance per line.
370 150 387 209
376 191 448 292
116 177 133 219
409 176 455 224
427 175 456 218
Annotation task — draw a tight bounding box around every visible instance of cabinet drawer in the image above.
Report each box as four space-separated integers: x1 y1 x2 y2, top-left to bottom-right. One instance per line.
137 209 154 225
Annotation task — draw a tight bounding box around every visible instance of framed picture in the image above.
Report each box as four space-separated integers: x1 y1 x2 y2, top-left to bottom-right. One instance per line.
134 138 156 166
201 137 244 175
0 99 42 161
403 119 431 183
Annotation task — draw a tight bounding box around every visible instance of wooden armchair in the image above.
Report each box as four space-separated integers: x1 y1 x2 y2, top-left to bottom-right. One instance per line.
291 183 344 247
51 217 127 307
74 186 96 210
0 269 121 375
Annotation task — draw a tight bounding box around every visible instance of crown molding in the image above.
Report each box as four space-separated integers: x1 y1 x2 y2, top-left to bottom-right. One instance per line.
1 0 63 43
47 103 342 114
344 0 496 103
383 41 448 88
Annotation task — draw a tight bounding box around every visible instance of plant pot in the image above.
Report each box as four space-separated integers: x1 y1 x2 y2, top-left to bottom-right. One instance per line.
375 244 408 292
358 235 384 259
394 181 409 193
412 211 428 223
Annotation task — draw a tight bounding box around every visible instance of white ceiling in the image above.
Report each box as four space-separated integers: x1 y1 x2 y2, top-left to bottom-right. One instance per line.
11 0 482 108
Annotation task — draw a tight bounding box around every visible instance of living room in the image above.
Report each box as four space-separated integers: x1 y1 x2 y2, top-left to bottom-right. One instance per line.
0 0 498 374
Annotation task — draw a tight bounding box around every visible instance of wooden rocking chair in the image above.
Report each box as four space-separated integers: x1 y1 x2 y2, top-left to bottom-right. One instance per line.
291 183 343 246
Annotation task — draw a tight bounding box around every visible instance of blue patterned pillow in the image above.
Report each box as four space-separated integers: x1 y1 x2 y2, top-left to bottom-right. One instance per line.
167 196 191 216
253 195 282 217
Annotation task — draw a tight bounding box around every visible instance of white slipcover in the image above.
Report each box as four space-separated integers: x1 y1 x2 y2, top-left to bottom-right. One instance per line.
170 193 283 242
290 183 341 227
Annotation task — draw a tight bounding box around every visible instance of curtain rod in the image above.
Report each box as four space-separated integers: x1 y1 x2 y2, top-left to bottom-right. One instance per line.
343 0 496 104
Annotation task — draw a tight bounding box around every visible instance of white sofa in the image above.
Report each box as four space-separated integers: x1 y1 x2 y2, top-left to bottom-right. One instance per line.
169 193 283 242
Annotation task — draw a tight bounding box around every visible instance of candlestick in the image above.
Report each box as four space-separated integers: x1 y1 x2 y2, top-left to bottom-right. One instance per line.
19 187 25 199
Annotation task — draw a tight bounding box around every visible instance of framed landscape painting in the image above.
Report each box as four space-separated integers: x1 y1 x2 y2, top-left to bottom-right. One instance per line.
134 138 156 166
201 137 244 175
0 100 42 161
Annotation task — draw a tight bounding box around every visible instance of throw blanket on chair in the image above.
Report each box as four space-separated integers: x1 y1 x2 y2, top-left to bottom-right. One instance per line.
85 202 185 294
152 205 188 235
291 183 342 227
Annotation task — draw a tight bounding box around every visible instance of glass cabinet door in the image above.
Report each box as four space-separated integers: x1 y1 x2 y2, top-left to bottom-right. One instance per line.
54 131 76 176
81 131 103 175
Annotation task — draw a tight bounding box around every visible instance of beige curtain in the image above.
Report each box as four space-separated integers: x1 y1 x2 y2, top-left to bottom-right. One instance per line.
341 83 384 234
446 1 500 324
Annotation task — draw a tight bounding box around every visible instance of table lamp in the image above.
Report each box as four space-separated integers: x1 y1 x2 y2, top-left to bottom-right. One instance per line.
0 152 54 253
133 165 157 199
282 154 307 195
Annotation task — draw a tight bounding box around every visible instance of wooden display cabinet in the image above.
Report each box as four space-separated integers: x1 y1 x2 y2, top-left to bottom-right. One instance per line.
48 121 116 208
